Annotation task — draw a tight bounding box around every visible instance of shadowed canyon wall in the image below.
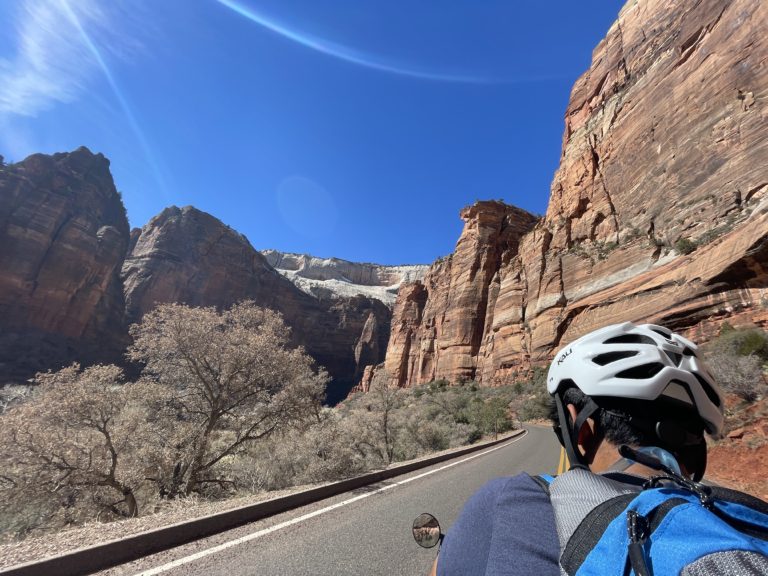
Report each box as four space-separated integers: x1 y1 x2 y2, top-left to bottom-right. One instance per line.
122 206 391 400
0 149 130 380
0 155 389 400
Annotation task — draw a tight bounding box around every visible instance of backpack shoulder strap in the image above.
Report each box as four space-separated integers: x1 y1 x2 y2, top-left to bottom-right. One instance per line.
531 474 555 496
709 485 768 514
548 468 640 556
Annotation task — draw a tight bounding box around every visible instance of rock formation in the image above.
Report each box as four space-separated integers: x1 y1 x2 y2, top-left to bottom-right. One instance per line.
122 206 390 400
378 0 768 388
379 202 538 388
261 250 428 306
0 158 392 397
0 148 130 382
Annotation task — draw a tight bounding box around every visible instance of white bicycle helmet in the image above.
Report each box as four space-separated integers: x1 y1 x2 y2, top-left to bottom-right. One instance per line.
548 321 724 435
547 322 725 479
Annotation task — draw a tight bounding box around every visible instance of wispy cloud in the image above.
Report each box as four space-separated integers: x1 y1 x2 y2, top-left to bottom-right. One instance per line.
215 0 510 84
0 0 118 116
0 0 169 198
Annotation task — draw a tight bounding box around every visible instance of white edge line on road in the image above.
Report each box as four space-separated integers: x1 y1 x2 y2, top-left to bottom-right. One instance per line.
134 430 528 576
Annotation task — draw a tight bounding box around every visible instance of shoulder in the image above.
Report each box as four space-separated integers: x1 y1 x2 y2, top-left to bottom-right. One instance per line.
437 474 559 576
447 473 544 527
457 473 549 516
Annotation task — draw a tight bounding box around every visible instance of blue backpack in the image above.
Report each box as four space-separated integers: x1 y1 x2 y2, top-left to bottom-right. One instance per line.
535 466 768 575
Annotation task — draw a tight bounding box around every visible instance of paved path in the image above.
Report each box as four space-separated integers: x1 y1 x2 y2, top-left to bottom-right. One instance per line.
101 425 560 576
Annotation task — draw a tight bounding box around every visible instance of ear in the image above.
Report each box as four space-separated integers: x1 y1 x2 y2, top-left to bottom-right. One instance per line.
566 403 598 461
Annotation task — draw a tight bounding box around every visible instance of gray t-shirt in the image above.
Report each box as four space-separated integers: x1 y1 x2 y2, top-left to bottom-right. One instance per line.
437 473 559 576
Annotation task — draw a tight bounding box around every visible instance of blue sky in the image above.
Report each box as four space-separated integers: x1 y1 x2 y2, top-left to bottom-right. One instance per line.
0 0 625 265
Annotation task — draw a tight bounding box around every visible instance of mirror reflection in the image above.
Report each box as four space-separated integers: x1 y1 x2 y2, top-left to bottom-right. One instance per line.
412 513 441 548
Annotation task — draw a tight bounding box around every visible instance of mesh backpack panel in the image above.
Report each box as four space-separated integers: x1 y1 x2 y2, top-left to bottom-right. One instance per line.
537 470 768 576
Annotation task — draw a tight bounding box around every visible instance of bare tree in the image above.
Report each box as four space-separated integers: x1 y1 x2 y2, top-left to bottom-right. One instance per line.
128 301 328 497
360 371 403 465
0 365 162 524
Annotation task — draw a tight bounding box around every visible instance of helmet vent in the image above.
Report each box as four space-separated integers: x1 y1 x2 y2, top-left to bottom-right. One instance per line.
665 351 683 366
694 372 721 407
615 362 664 379
592 351 639 366
651 328 673 340
682 347 696 357
604 334 657 346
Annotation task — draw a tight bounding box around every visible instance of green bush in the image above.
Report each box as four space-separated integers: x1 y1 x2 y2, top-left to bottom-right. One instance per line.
507 366 551 422
596 241 618 260
467 429 483 444
466 397 513 435
518 393 552 422
428 379 449 393
715 328 768 360
703 327 768 402
675 237 697 255
698 222 733 245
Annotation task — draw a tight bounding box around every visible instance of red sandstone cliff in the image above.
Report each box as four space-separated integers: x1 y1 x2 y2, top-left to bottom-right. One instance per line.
0 148 130 382
378 0 768 388
380 202 538 388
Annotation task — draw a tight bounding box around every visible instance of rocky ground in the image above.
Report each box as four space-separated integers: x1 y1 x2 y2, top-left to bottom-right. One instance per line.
707 395 768 500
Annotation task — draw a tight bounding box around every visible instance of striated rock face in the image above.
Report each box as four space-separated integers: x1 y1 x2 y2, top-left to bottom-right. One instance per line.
0 148 130 381
380 0 768 387
122 206 390 400
383 202 539 386
122 206 279 324
261 249 428 306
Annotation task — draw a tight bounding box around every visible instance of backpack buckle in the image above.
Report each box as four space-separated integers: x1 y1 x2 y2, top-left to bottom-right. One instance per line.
645 474 714 508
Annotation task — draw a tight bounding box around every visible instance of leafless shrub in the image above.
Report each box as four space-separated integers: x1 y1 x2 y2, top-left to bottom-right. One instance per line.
0 305 530 540
236 408 371 491
706 353 766 403
0 384 30 414
0 364 167 537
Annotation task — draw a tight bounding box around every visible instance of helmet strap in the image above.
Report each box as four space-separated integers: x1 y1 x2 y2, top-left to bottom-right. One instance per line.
554 393 599 471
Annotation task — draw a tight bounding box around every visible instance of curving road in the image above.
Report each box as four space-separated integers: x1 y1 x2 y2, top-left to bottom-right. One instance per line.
100 425 560 576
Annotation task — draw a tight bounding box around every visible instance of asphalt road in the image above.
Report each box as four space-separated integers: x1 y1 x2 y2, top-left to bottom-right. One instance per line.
101 425 560 576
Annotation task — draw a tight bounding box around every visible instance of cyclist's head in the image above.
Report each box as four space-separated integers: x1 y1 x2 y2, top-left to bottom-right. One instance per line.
546 322 725 480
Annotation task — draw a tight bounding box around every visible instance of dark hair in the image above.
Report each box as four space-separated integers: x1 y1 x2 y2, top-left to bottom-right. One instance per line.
549 384 707 477
548 386 643 446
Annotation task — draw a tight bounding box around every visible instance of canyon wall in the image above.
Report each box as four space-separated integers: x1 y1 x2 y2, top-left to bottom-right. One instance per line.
0 161 390 398
0 148 130 381
261 249 428 306
377 0 768 388
381 202 539 387
122 206 391 400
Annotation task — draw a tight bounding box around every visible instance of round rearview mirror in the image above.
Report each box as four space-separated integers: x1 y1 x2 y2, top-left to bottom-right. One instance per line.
412 513 441 548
